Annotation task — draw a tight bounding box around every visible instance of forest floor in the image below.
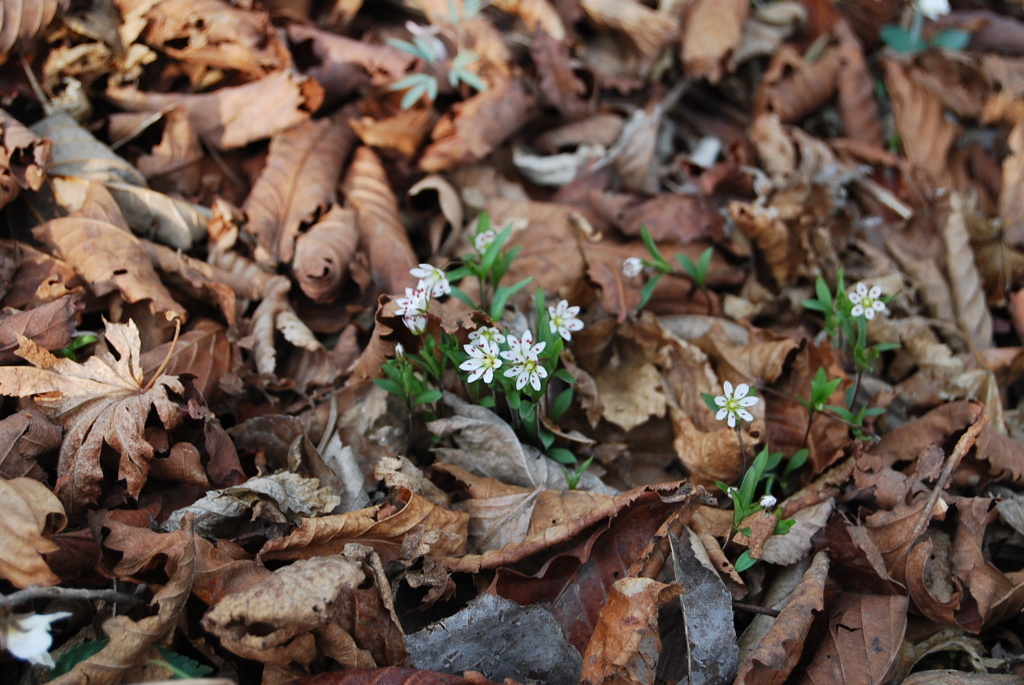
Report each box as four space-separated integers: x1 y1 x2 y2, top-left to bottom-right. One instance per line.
2 1 1024 684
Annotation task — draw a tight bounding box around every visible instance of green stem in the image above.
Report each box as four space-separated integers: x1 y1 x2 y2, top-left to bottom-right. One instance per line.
736 423 748 473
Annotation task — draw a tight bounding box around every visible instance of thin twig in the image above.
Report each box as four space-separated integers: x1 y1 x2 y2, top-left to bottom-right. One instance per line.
732 601 781 618
1 586 147 611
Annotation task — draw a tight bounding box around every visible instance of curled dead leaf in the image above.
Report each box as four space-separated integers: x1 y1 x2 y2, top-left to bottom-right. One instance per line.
292 205 359 303
682 0 748 83
0 477 65 587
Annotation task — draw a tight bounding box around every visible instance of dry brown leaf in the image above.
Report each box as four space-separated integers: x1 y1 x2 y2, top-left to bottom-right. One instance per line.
0 406 60 481
530 31 594 121
728 200 802 288
259 486 468 565
436 463 613 554
244 275 321 375
682 0 748 84
133 107 203 196
0 477 65 587
834 18 883 148
420 77 536 172
0 0 66 57
140 318 237 405
107 70 324 150
492 0 566 39
757 45 842 124
203 547 406 671
952 497 1024 630
350 106 434 159
1001 119 1024 247
672 409 761 487
884 58 958 188
0 108 49 208
581 0 677 71
944 193 994 351
30 110 146 189
33 182 186 321
799 593 907 684
342 146 419 297
140 0 288 76
593 338 666 432
0 294 78 363
285 22 412 97
729 2 806 69
50 531 196 685
735 551 830 684
244 115 354 265
0 319 184 516
292 205 359 304
580 577 680 685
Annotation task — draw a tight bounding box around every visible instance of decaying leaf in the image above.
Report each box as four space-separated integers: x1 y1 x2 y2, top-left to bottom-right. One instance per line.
244 115 354 265
203 547 406 671
292 205 359 303
682 0 748 84
0 319 184 516
0 477 66 587
407 593 581 684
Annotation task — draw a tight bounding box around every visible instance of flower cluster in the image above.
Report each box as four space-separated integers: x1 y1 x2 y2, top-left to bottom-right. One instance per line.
1 610 70 668
395 264 452 334
848 282 887 321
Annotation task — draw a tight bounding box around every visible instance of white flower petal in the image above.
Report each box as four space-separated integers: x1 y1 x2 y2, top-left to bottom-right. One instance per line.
850 304 864 317
723 381 734 397
714 396 727 407
856 282 868 296
726 413 737 428
738 396 759 407
716 408 729 420
868 285 882 299
737 409 754 422
733 383 750 399
864 308 876 320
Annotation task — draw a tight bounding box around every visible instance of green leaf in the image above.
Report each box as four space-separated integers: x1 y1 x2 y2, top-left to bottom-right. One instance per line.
701 392 719 412
490 276 533 319
548 447 577 465
479 394 496 408
697 246 713 277
463 0 482 19
676 252 696 277
53 640 109 676
413 388 443 407
480 224 512 274
446 264 473 282
519 401 535 423
637 273 662 311
550 386 574 420
640 225 669 268
413 36 441 62
801 299 829 313
507 391 522 410
929 28 970 51
157 648 214 678
387 38 434 62
715 480 731 495
734 550 757 572
815 276 833 308
449 284 477 308
784 448 809 476
54 333 98 360
554 368 575 384
372 378 404 397
453 69 488 92
880 24 927 54
539 428 555 449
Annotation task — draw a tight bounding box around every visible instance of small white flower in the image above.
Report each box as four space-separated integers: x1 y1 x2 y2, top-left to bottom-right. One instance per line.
395 285 430 318
403 314 428 335
394 343 405 358
714 381 759 428
622 257 644 278
848 283 887 320
2 611 71 668
501 329 546 364
759 494 777 510
468 326 505 347
726 486 738 498
503 354 548 392
459 341 502 384
473 229 497 253
409 265 450 298
548 300 584 341
917 0 950 21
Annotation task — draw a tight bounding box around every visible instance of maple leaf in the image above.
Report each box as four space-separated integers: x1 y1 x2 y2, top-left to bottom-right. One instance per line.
0 319 184 516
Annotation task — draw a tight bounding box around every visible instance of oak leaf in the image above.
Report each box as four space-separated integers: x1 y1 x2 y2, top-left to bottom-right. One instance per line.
0 319 184 516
